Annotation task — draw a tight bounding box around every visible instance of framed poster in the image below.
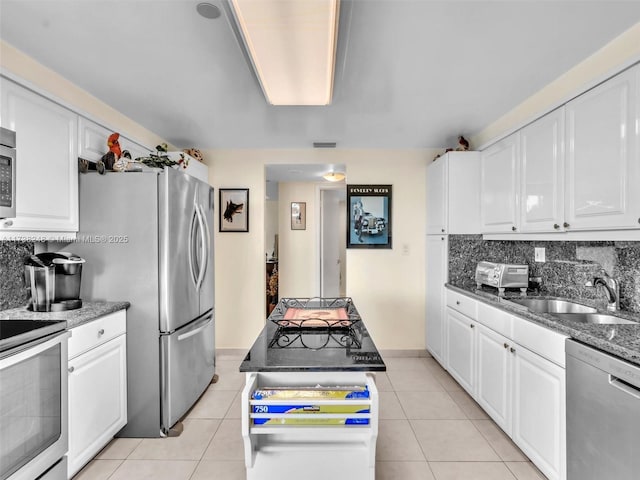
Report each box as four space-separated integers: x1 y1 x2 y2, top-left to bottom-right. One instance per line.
219 188 249 232
346 185 392 249
291 202 306 230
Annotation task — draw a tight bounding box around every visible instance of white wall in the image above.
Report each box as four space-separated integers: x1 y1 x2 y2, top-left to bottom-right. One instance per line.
472 22 640 148
278 182 318 297
205 149 438 350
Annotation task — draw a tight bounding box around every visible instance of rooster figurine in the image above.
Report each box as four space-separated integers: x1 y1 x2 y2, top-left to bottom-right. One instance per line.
96 132 121 174
455 135 470 151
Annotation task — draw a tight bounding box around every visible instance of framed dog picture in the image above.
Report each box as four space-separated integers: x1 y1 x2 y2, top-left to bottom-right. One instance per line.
346 184 392 249
219 188 249 232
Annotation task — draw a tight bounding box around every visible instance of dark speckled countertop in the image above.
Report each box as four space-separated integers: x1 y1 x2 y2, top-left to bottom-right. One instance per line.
0 301 130 329
446 284 640 366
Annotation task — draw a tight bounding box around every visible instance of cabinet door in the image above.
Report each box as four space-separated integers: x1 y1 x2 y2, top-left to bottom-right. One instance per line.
0 78 78 234
426 157 447 234
520 108 565 232
565 65 639 230
448 152 481 234
68 334 127 477
511 344 566 480
476 324 511 435
481 133 520 233
425 235 447 365
445 308 476 395
78 117 113 162
119 135 150 161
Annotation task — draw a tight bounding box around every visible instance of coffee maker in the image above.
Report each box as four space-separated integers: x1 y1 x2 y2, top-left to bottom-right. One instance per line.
24 251 85 311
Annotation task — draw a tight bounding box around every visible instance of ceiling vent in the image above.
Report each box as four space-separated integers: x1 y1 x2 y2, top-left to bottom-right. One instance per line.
313 142 337 148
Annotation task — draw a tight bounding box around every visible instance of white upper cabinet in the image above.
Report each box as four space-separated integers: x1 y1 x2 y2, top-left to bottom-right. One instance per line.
427 151 481 234
481 133 520 233
426 156 447 234
0 77 78 237
520 107 565 232
79 117 150 163
565 64 639 230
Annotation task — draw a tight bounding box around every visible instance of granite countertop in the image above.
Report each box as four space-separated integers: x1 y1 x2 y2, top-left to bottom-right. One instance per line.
240 298 386 373
446 284 640 366
0 301 130 329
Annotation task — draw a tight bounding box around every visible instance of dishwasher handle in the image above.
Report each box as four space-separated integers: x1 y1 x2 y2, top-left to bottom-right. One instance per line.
609 375 640 400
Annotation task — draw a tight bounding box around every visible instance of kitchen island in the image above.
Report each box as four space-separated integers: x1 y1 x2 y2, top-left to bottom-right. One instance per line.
239 298 386 480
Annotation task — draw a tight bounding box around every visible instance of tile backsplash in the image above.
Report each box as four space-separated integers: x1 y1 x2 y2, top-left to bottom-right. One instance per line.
0 241 33 310
448 235 640 314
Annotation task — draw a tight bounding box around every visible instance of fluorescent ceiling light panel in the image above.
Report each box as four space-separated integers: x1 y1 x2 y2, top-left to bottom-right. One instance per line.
231 0 339 105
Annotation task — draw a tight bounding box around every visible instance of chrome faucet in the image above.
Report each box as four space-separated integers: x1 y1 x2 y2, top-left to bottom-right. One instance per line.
585 274 620 312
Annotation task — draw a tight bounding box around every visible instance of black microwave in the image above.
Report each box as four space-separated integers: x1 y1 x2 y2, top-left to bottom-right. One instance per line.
0 127 16 219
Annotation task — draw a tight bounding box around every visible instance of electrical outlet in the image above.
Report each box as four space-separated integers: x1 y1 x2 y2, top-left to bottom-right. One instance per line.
535 247 546 262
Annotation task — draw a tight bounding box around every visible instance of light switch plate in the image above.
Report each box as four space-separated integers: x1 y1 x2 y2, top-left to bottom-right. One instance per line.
535 247 546 262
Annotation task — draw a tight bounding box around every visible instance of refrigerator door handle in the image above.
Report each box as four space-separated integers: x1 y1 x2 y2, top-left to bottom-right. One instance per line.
188 204 199 288
195 204 207 291
196 203 210 291
177 314 213 341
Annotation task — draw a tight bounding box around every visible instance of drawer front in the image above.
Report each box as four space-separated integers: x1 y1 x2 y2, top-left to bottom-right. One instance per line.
477 302 513 338
512 314 568 367
446 289 478 319
68 310 126 359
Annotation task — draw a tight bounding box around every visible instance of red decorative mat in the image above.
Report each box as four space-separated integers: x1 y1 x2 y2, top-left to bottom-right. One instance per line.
279 307 351 327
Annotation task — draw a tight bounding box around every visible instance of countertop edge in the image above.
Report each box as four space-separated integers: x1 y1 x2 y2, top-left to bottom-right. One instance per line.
0 301 130 330
445 284 640 366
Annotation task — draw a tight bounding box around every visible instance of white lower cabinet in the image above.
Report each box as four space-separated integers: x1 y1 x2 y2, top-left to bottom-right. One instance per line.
425 235 447 364
445 291 567 480
476 324 511 435
512 343 566 480
67 311 127 478
445 308 476 395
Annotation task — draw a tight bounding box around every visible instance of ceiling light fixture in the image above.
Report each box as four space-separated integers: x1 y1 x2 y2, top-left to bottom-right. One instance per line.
229 0 340 106
323 172 345 182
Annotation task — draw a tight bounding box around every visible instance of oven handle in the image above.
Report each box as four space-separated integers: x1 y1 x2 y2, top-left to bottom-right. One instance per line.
0 330 69 366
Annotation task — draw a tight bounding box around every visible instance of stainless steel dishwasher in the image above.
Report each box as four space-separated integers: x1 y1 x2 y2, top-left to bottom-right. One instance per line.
566 339 640 480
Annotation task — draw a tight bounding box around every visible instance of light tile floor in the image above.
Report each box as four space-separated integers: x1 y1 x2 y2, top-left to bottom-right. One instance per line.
74 352 547 480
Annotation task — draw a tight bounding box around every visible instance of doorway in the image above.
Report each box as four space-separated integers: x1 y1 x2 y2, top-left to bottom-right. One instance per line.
320 187 346 297
264 164 346 305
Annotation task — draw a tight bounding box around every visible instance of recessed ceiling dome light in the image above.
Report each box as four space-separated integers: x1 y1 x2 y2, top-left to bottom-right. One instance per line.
197 2 221 19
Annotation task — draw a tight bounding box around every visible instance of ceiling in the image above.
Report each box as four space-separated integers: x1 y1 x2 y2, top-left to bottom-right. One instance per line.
1 1 640 150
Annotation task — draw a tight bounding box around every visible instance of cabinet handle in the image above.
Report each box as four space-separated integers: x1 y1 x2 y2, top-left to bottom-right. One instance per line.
503 343 509 349
441 228 445 233
2 220 13 227
470 324 475 329
511 226 517 231
98 328 105 336
553 223 560 230
456 301 461 305
510 347 516 354
68 366 75 373
563 222 570 228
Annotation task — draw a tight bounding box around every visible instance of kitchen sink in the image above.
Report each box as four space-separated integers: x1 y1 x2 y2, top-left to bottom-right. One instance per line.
553 313 638 325
506 298 597 314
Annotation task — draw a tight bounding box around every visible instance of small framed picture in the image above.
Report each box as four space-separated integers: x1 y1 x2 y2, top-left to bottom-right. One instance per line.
347 184 392 249
291 202 306 230
220 188 249 232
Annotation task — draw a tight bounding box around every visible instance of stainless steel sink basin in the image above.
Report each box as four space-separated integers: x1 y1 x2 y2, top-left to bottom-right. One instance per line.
507 298 597 314
553 313 638 325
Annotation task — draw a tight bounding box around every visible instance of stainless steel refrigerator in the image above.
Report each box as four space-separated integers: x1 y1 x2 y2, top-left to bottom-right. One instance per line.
70 167 215 437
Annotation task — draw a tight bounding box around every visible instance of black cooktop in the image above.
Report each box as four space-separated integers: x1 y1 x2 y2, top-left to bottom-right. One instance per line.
0 319 67 353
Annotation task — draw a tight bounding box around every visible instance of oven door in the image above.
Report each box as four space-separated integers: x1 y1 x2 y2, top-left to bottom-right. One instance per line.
0 331 69 480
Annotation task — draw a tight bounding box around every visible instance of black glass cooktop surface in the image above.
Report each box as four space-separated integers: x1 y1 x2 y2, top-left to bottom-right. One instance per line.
0 319 66 353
